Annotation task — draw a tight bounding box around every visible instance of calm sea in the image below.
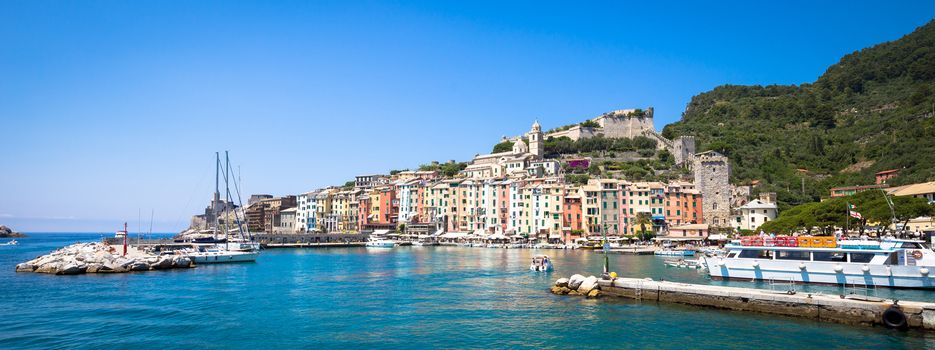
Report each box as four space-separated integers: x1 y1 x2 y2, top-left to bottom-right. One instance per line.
0 233 933 349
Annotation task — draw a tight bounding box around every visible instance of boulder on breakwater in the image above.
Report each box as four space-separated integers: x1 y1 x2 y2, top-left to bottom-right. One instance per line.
551 275 602 298
15 242 194 275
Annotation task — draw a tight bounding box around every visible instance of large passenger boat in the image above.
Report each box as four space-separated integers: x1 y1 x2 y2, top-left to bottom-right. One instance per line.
704 236 935 289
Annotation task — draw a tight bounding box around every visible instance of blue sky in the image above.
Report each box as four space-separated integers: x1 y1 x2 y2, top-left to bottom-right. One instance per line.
2 1 934 232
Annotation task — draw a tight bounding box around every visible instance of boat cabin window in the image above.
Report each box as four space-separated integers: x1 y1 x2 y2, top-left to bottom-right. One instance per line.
886 252 898 265
900 242 928 249
812 252 846 262
775 250 810 261
738 249 772 259
728 251 740 258
849 253 875 263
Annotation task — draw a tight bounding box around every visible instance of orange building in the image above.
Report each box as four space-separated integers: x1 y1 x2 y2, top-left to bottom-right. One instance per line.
562 192 583 243
875 169 899 184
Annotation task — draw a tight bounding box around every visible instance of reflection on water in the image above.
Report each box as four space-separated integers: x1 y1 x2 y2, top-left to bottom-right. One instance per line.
0 234 933 349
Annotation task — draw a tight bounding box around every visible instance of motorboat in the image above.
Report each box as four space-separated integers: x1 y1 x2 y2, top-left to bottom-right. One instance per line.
2 240 18 246
705 235 935 288
664 258 704 269
655 249 696 257
366 239 396 248
530 255 553 272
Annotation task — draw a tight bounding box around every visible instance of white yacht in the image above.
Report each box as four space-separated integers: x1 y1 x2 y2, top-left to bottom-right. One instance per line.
187 244 259 264
366 229 397 248
704 237 935 289
366 239 396 248
182 152 260 264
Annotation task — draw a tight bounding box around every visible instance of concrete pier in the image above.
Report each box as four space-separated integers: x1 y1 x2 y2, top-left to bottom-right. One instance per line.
597 277 935 331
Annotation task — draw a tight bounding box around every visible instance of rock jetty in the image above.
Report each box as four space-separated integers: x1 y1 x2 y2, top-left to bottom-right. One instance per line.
550 274 602 298
0 225 25 238
15 242 193 275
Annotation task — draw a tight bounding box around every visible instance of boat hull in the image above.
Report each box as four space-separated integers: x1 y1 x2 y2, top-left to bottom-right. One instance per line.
655 250 695 257
704 256 935 289
189 251 258 264
365 242 396 248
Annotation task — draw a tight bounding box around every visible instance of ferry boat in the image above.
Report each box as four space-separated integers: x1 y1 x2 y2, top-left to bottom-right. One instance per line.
704 235 935 289
530 255 553 271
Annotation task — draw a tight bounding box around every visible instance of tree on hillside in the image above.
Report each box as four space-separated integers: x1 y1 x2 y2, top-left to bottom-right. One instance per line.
758 190 934 237
492 140 514 153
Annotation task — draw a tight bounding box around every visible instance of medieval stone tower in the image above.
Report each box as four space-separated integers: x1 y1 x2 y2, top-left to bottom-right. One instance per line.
693 151 731 228
527 120 543 159
672 136 696 166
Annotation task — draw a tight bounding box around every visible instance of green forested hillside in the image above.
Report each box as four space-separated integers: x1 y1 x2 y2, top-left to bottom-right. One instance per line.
662 20 935 208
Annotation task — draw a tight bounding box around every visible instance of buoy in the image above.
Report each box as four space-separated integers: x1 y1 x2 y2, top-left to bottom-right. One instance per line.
834 265 844 273
862 264 870 272
798 263 806 270
921 268 929 276
609 271 618 278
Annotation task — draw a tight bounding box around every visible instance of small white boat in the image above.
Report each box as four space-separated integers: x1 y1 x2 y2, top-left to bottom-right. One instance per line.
655 249 695 256
186 245 259 264
2 240 18 246
664 258 704 269
366 239 396 248
530 255 553 272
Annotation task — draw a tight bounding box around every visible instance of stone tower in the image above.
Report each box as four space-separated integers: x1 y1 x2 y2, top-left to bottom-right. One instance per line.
693 151 731 228
527 120 543 159
673 136 696 166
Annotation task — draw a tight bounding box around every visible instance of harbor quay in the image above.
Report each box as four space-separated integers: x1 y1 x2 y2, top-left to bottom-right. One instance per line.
552 274 935 331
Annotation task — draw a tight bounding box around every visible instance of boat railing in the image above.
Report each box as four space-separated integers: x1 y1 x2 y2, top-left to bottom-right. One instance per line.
768 278 796 294
842 280 877 298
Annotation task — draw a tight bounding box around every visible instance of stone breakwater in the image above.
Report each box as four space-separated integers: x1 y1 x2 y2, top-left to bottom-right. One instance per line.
552 274 935 331
15 242 193 275
549 274 603 298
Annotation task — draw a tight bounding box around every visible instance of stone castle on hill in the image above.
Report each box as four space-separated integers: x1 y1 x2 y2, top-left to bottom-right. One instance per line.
523 107 696 166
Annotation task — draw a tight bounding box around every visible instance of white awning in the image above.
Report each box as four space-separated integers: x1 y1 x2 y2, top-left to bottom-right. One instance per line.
653 236 704 241
432 229 444 237
372 229 390 235
549 233 562 239
487 233 508 240
440 232 468 239
707 234 729 240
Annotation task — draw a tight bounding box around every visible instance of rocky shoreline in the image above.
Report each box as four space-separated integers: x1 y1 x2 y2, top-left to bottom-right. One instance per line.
15 242 193 275
549 274 602 298
0 225 25 238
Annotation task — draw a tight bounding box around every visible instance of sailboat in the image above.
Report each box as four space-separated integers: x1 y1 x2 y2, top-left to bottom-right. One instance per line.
185 151 260 264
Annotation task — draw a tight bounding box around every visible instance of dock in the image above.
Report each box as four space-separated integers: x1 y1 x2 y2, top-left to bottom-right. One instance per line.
607 247 657 255
263 242 365 248
254 233 367 248
596 277 935 331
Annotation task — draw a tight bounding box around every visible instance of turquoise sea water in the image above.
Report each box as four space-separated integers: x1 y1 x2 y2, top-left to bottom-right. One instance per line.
1 233 934 349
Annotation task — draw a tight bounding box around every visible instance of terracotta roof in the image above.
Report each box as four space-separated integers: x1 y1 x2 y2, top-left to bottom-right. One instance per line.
889 181 935 197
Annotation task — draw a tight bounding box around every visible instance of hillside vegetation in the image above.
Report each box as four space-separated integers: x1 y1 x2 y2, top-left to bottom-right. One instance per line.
663 20 935 208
